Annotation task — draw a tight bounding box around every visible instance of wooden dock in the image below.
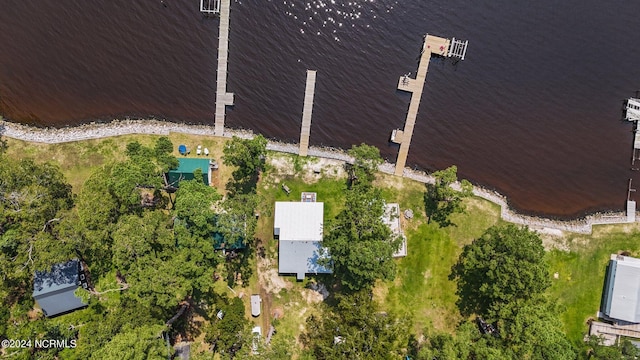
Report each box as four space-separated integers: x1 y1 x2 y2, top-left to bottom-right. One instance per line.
299 70 317 157
393 35 451 176
589 320 640 345
214 0 234 136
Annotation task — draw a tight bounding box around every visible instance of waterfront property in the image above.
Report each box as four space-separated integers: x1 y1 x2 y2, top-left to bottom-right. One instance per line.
274 201 331 280
590 254 640 344
382 203 407 257
166 158 216 186
33 259 87 317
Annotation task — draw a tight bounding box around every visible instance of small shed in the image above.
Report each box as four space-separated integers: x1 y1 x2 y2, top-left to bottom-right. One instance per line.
251 294 262 317
33 259 87 317
167 158 213 186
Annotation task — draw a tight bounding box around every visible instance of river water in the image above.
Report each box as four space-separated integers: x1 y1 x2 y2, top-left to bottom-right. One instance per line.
1 0 640 218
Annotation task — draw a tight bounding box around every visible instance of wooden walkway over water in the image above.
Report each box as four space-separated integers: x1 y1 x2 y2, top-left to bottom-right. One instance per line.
214 0 234 136
299 70 317 157
394 35 451 176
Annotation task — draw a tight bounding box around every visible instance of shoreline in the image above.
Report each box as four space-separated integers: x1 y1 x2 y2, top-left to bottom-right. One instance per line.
0 118 635 234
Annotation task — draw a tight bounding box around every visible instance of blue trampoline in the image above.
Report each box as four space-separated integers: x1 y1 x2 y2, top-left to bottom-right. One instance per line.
178 144 187 155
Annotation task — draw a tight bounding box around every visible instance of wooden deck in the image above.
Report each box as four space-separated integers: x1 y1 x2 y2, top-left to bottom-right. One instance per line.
394 35 451 176
299 70 317 157
589 320 640 345
214 0 234 136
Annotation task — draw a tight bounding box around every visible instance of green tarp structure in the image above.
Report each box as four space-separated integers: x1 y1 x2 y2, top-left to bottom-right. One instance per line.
167 158 211 186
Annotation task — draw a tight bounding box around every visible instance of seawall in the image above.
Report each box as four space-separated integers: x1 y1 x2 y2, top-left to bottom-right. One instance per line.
0 118 635 235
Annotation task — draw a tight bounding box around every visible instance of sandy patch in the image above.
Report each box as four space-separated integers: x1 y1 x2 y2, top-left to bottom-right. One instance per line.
267 154 346 184
258 257 292 295
534 226 570 251
302 282 329 304
301 158 346 182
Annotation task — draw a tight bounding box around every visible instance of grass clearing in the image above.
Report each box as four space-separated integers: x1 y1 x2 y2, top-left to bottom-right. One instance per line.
9 132 640 351
4 134 232 194
547 223 640 344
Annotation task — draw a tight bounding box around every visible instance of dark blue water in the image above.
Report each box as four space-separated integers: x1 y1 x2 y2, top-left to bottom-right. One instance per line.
1 0 640 217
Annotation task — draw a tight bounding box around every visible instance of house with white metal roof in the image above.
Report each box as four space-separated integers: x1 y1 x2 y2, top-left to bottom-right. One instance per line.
274 201 331 280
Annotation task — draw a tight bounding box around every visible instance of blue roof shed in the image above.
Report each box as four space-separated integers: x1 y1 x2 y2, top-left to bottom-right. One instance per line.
33 259 87 317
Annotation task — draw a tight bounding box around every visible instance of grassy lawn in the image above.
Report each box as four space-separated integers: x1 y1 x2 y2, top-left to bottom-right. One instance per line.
547 223 640 344
4 134 232 194
377 194 501 335
10 132 640 352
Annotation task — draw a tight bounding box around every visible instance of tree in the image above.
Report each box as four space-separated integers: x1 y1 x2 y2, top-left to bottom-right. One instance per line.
302 291 410 359
348 143 383 185
424 165 472 227
496 298 576 360
0 158 74 302
584 335 640 360
173 179 221 238
205 297 250 357
92 324 168 359
323 185 401 292
451 224 551 318
153 136 179 172
111 210 217 315
222 135 267 195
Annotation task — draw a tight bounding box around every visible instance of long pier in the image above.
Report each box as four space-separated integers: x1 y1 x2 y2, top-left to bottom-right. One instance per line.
393 35 451 176
214 0 234 136
299 70 317 157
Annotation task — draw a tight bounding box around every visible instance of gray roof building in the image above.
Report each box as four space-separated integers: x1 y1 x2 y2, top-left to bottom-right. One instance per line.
602 254 640 323
33 259 87 317
274 202 331 280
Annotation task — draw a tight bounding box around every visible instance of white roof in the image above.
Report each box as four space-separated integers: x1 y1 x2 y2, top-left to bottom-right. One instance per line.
250 295 261 317
607 254 640 323
274 202 324 241
627 98 640 121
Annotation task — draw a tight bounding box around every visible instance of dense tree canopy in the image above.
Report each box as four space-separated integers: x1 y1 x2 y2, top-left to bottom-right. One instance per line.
302 291 410 359
92 324 168 360
173 179 221 238
205 296 250 357
223 135 267 195
451 224 551 318
496 298 576 360
324 184 400 292
0 158 74 300
424 165 472 227
323 143 401 291
348 143 383 185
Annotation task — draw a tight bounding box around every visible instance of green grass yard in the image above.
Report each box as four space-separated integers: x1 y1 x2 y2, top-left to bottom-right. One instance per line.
547 224 640 344
7 132 640 352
